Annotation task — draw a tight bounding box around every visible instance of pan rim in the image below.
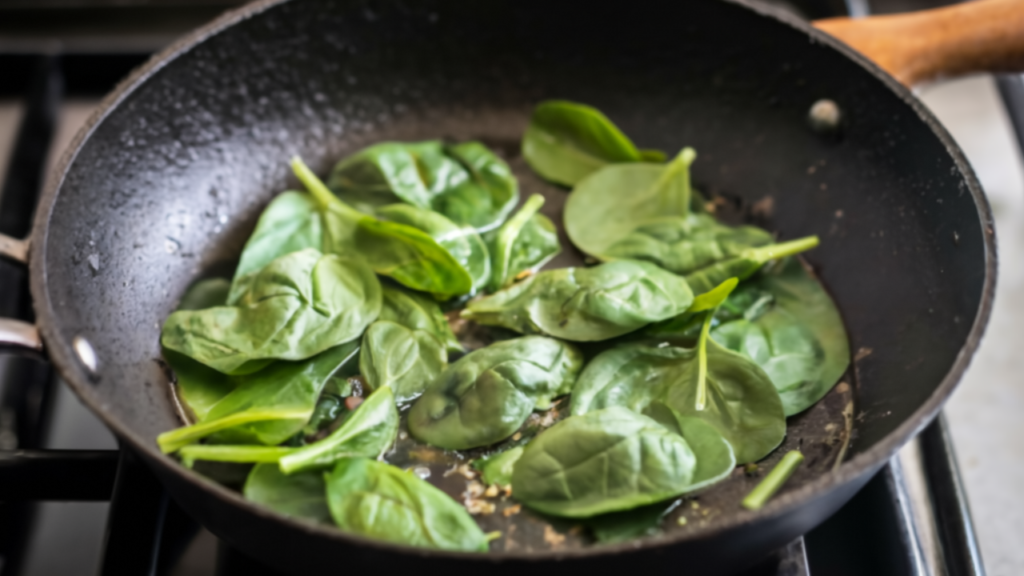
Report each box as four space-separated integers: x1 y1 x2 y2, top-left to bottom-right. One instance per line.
28 0 998 562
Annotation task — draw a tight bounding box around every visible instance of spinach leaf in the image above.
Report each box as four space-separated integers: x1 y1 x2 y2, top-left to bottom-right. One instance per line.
359 321 446 403
279 387 399 473
570 340 784 464
375 204 490 294
522 100 658 186
462 260 693 342
408 336 583 450
511 407 697 518
166 279 236 422
473 446 524 486
582 407 735 543
175 386 398 472
642 403 736 490
564 148 697 258
157 340 360 453
711 258 849 415
227 192 323 303
293 158 474 299
601 219 773 276
682 236 819 294
378 285 461 354
163 248 380 375
166 350 233 422
326 458 488 552
244 463 332 524
483 194 560 292
327 140 518 232
177 278 231 311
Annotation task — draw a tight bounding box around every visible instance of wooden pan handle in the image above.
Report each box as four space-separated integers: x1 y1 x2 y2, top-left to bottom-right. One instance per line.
812 0 1024 86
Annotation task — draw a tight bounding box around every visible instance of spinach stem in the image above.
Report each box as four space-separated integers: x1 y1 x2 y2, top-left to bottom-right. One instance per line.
741 450 804 510
157 408 312 454
650 147 696 217
492 194 545 289
291 156 361 219
749 235 819 265
695 309 713 411
179 445 295 468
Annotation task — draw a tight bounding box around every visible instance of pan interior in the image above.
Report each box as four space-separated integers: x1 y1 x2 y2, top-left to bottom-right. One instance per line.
37 0 987 558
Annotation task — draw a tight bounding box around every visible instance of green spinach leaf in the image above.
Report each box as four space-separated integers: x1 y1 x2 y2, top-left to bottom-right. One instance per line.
682 236 819 294
175 386 398 471
570 340 784 464
642 403 736 490
157 340 360 453
511 407 697 518
711 258 849 415
327 140 518 232
177 278 231 311
601 219 773 276
166 278 234 422
294 158 474 299
244 463 332 524
408 336 583 450
378 285 461 354
163 248 380 375
564 148 697 258
375 203 490 294
359 321 446 403
522 100 658 186
483 194 560 292
473 446 524 486
326 457 488 552
279 387 399 473
227 192 323 303
462 260 693 342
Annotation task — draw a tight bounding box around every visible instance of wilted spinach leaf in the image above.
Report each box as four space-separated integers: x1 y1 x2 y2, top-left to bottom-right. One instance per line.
682 236 819 294
571 294 785 467
157 340 360 453
227 192 323 303
378 284 461 354
177 278 231 311
163 248 380 375
176 386 398 471
602 219 773 276
375 203 490 294
244 463 332 524
522 100 659 186
294 158 474 299
642 403 736 490
473 446 524 486
327 140 518 232
326 457 488 552
564 148 697 258
483 194 560 292
463 260 693 342
711 258 849 415
279 387 399 473
408 336 583 450
359 321 446 403
511 407 697 518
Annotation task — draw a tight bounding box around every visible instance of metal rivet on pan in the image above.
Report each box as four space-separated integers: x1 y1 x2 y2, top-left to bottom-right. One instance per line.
808 99 842 134
73 335 100 381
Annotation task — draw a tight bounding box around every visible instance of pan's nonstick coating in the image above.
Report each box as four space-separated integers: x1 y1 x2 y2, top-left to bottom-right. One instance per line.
31 0 993 574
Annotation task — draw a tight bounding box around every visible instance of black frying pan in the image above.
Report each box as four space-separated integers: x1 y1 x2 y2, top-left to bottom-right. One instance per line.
0 0 997 574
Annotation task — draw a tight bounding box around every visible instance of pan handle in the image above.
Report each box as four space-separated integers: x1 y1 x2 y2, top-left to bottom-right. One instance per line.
813 0 1024 86
0 233 43 353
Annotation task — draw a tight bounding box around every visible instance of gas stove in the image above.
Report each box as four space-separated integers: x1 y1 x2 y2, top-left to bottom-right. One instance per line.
0 1 1007 574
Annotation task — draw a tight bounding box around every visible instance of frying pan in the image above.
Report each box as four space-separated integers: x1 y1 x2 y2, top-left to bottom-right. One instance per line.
0 0 1010 573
